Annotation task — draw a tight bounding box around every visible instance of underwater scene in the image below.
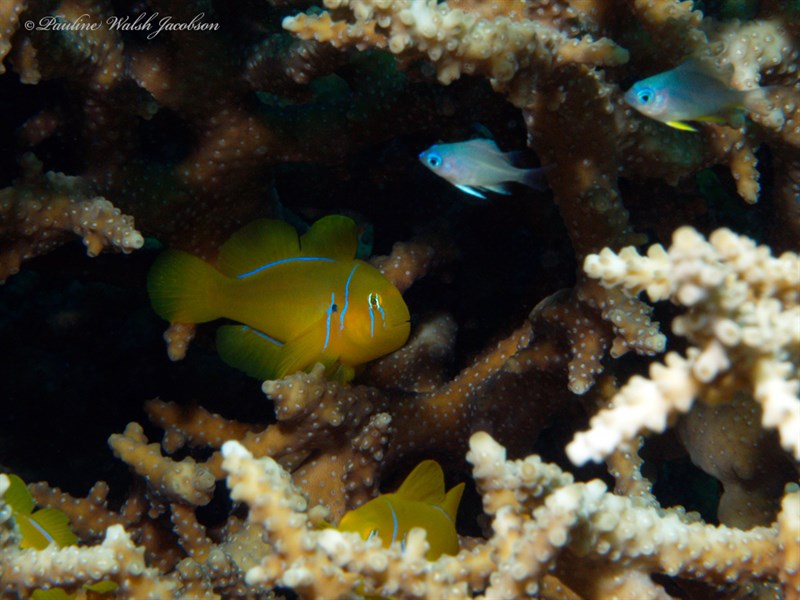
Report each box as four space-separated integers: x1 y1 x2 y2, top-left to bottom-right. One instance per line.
0 0 798 598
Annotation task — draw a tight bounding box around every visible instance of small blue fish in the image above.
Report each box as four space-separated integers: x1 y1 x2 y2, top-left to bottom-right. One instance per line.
419 138 548 199
624 60 770 132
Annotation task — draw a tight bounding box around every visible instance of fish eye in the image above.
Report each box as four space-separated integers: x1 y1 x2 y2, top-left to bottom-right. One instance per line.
426 153 442 168
636 88 654 105
368 292 382 309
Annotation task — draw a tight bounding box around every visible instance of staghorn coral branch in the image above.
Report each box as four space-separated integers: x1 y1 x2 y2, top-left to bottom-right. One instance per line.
217 432 800 599
109 423 216 506
0 474 178 598
570 226 800 464
284 0 629 88
0 154 143 282
1 1 800 596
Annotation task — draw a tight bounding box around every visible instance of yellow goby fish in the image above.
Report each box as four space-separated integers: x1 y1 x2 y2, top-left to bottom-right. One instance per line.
2 474 117 598
3 474 77 550
147 215 411 382
337 460 464 560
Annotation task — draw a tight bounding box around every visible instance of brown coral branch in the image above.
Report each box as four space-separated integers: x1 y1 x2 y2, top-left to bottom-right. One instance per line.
0 155 143 282
109 423 216 506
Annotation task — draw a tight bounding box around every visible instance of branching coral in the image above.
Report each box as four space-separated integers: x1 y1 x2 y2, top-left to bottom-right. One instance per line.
1 0 799 598
0 475 179 598
568 226 800 465
0 154 143 282
282 0 800 392
109 423 216 506
13 226 784 597
283 0 630 87
217 432 800 599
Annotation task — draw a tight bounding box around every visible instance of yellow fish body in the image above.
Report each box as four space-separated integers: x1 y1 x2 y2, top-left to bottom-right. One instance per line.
3 474 77 550
147 215 410 382
2 475 117 598
337 460 464 560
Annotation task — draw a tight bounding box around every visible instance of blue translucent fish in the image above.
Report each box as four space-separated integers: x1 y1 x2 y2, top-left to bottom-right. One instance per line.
624 60 771 132
419 138 549 199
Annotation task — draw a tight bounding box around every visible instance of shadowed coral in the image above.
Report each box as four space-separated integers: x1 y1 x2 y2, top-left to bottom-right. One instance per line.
284 0 800 394
1 0 800 597
0 155 143 282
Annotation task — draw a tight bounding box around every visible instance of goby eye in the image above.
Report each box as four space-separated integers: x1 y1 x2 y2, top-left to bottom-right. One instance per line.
368 293 381 309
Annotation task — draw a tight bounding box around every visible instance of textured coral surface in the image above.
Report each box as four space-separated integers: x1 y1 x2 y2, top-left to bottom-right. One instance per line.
0 0 798 598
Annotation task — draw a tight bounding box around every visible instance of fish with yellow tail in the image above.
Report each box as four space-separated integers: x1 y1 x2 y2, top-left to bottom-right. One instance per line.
419 138 549 200
2 474 117 599
336 460 464 560
3 473 77 550
147 215 410 382
624 59 779 132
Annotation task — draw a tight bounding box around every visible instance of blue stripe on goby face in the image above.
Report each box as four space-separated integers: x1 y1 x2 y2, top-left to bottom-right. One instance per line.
236 256 335 279
384 498 399 544
339 264 359 331
323 292 335 351
369 305 375 338
242 326 284 347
